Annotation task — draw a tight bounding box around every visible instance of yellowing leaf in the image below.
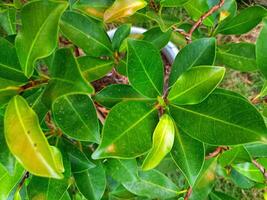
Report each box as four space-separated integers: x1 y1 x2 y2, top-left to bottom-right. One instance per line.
142 114 175 171
104 0 147 23
4 95 64 179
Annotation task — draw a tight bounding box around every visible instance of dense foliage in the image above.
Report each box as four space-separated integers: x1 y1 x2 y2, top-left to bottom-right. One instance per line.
0 0 267 199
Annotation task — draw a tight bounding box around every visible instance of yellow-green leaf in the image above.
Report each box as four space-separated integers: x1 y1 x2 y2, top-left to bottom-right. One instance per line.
142 114 175 171
104 0 147 23
4 95 64 179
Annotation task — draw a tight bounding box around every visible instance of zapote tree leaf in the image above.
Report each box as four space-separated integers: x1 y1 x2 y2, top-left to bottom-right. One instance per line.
209 191 237 200
169 38 216 86
170 89 267 145
60 11 113 57
142 114 175 171
127 39 164 98
171 128 204 186
168 66 225 105
92 101 158 159
15 0 68 77
104 0 147 23
111 24 131 51
4 95 64 179
0 8 16 35
161 0 189 7
42 48 94 108
52 94 100 143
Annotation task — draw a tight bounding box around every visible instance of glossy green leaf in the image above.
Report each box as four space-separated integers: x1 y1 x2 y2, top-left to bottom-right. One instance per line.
209 191 237 200
161 0 189 7
232 162 264 183
123 170 183 199
110 185 136 200
77 56 114 82
168 66 225 105
216 43 257 72
92 101 158 159
170 89 267 145
105 159 138 182
189 159 217 200
112 24 131 51
0 8 16 35
94 84 154 109
60 11 112 57
245 143 267 158
42 48 94 108
15 0 68 77
230 169 255 189
171 128 204 186
142 114 175 171
143 27 172 50
4 95 64 179
53 94 100 143
27 176 71 200
0 79 21 105
256 18 267 78
74 163 106 200
169 38 216 86
216 6 267 35
104 0 147 23
0 162 24 200
127 39 164 98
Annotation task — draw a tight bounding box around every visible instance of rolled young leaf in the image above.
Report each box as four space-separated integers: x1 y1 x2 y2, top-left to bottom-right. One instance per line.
104 0 147 23
92 101 158 159
170 89 267 145
127 39 164 98
142 114 175 171
4 95 64 179
15 0 68 77
112 24 131 51
168 66 225 105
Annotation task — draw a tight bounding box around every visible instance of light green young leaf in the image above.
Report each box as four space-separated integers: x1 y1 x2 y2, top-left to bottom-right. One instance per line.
92 101 158 159
170 89 267 145
127 39 164 98
142 114 175 171
52 94 100 143
112 24 131 51
4 95 64 179
168 66 225 105
15 0 68 77
0 8 16 35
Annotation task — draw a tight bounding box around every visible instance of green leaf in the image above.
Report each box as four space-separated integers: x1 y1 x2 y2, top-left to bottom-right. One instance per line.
52 94 100 143
161 0 189 7
143 27 172 50
104 0 147 23
15 0 68 77
245 143 267 158
4 95 64 179
0 162 24 200
0 8 16 35
216 43 257 72
168 66 225 105
232 162 265 183
216 6 267 35
230 169 255 189
112 24 131 51
127 39 164 98
170 89 267 145
74 163 106 200
92 101 158 159
123 170 183 199
105 159 138 182
110 185 136 200
0 79 21 105
0 37 27 83
94 84 155 109
42 48 94 108
209 191 237 200
142 114 175 171
169 38 216 86
256 18 267 78
27 176 71 200
189 159 217 200
60 11 112 57
77 56 114 82
171 128 204 186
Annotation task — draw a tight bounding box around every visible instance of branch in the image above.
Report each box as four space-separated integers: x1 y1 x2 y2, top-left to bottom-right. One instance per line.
205 146 228 160
19 79 49 92
184 187 192 200
252 159 267 179
173 0 225 43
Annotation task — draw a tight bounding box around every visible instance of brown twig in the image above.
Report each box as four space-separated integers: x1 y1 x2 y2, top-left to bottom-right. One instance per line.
173 0 225 43
19 79 49 93
252 159 267 179
205 146 228 160
18 171 29 190
184 187 192 200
